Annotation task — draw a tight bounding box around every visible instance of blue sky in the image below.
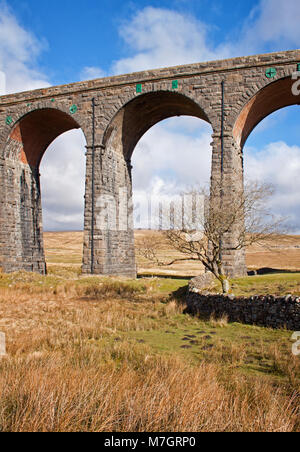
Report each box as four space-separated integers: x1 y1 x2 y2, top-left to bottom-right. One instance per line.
4 0 300 86
6 0 260 85
0 0 300 231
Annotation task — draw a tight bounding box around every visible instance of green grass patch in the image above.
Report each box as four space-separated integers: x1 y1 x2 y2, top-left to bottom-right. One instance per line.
141 277 189 294
125 315 297 383
230 272 300 296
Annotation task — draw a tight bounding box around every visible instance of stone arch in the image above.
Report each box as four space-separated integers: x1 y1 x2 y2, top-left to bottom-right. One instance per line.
233 76 300 149
84 90 213 277
221 74 300 279
101 90 213 159
3 106 83 167
0 105 87 274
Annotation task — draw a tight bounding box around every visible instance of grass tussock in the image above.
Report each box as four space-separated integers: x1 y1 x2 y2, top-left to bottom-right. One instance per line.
0 352 298 432
81 280 147 299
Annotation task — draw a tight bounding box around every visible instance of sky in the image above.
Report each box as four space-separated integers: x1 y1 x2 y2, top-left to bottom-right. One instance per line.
0 0 300 231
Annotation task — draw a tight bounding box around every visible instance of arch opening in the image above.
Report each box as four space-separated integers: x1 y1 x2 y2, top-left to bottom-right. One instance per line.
103 91 211 160
3 107 86 274
132 115 213 277
98 91 213 278
233 77 300 150
40 128 86 232
243 104 300 242
132 116 212 224
8 108 81 168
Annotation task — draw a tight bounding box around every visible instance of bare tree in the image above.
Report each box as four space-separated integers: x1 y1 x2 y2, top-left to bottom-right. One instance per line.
136 181 285 294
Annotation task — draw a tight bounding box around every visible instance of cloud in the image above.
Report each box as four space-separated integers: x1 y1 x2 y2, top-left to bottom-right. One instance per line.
132 117 212 227
245 141 300 232
112 1 300 78
0 4 49 93
111 0 300 74
218 0 300 57
113 7 219 74
40 130 86 231
80 66 106 81
245 0 300 50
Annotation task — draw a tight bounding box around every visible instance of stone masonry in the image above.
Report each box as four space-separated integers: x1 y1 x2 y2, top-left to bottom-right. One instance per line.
186 290 300 331
0 49 299 277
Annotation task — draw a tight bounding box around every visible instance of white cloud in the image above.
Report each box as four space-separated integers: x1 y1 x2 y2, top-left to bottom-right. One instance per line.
0 5 49 93
132 117 212 227
219 0 300 57
40 130 86 231
113 7 219 74
112 1 300 77
245 0 300 50
245 141 300 231
80 66 106 81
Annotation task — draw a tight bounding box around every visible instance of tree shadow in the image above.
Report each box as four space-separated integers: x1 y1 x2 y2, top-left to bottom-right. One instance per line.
137 273 193 281
248 267 300 276
170 285 189 305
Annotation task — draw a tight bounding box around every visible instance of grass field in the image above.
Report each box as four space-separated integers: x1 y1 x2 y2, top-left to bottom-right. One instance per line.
0 231 298 432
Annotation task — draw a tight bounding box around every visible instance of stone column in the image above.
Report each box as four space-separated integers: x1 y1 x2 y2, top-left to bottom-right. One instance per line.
210 132 247 278
82 142 136 278
0 158 46 274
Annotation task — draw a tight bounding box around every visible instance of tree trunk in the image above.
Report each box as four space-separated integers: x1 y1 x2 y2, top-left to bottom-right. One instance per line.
216 261 230 294
221 277 230 294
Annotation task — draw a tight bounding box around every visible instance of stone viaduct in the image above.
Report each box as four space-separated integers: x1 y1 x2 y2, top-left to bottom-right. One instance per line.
0 49 299 278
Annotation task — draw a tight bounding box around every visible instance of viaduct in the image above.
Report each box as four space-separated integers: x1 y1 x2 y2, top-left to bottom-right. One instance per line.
0 49 299 278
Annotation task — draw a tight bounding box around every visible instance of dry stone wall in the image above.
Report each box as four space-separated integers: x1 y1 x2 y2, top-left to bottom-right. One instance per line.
186 290 300 330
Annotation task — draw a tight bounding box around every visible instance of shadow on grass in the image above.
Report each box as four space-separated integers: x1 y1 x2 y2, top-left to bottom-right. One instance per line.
248 267 300 276
170 285 189 304
137 274 193 281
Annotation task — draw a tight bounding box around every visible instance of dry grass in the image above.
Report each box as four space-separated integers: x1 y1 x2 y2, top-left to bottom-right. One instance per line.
1 353 298 432
0 274 299 432
246 235 300 272
44 231 83 266
44 231 300 275
0 232 298 432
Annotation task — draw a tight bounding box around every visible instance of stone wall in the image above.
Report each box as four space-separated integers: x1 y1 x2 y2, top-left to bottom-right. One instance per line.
186 290 300 330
